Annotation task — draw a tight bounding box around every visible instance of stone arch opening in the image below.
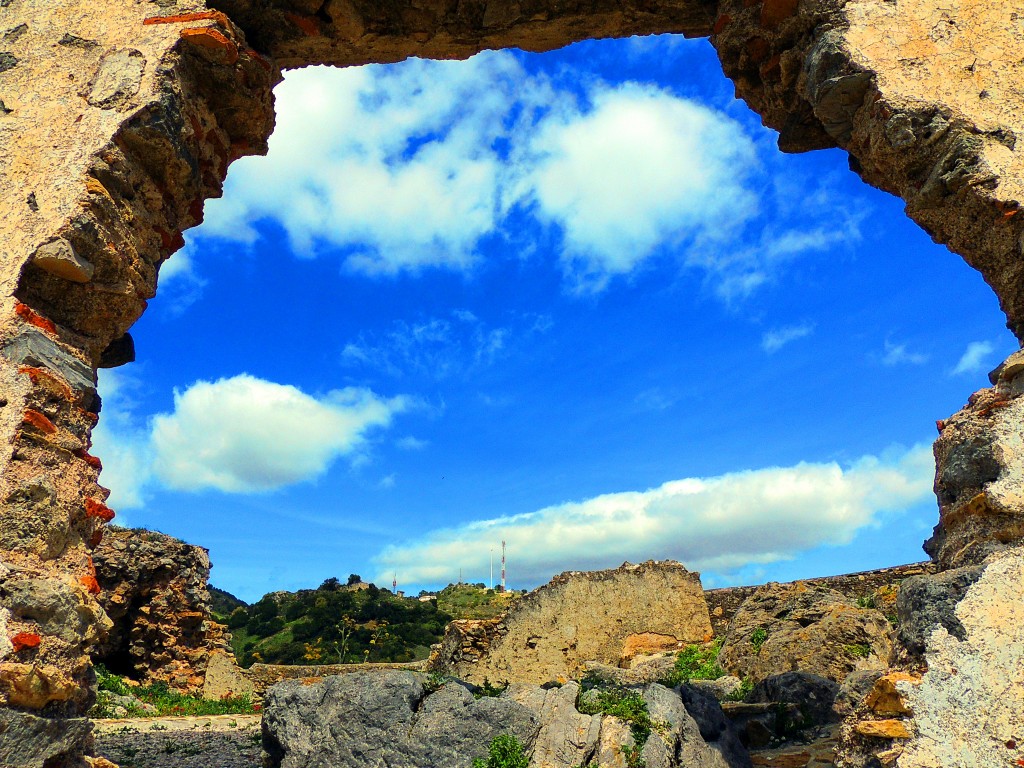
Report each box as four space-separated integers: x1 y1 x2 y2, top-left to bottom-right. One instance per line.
1 1 1022 766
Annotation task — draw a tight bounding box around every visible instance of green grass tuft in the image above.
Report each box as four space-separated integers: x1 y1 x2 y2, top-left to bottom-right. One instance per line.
660 640 725 687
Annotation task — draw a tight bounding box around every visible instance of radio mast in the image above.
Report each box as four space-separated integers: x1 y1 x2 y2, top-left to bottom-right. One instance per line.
500 541 506 592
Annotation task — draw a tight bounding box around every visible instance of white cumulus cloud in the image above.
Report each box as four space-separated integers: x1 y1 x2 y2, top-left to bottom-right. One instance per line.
196 52 854 300
372 444 934 588
951 341 995 376
521 84 758 287
151 375 409 492
93 373 409 506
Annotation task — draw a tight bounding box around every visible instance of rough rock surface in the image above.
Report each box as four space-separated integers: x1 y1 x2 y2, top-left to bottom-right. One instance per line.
262 671 751 768
894 564 984 657
894 546 1024 768
262 671 540 768
717 583 894 684
505 682 601 768
92 526 234 693
429 560 712 685
748 672 840 729
3 0 1024 764
704 562 930 637
929 352 1024 569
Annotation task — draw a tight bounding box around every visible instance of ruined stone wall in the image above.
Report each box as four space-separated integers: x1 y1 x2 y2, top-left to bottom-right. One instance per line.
91 527 234 694
1 0 1023 765
705 562 935 636
428 561 712 685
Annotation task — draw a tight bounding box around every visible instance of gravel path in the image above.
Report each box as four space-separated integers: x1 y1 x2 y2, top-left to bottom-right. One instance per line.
93 714 263 768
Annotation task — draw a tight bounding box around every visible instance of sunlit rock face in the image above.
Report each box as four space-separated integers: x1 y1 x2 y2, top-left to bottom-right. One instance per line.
92 527 235 694
930 350 1024 568
428 561 713 684
1 0 1023 764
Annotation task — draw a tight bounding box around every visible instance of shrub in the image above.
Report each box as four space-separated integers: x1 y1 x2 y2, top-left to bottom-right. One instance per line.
750 627 769 654
660 640 725 687
578 687 654 747
474 677 509 699
471 734 529 768
722 677 754 702
95 664 132 696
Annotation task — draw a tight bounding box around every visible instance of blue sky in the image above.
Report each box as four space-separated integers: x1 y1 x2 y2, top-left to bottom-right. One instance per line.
92 35 1017 603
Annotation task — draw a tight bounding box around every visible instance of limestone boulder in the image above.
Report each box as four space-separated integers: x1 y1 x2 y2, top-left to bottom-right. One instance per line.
717 583 894 683
0 709 91 768
505 682 601 768
262 671 540 768
262 671 751 768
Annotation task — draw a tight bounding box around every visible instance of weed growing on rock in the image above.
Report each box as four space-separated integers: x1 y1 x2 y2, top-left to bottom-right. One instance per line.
471 733 530 768
722 677 754 702
660 639 725 686
750 627 769 654
423 671 451 694
578 686 654 749
623 743 645 768
96 664 132 696
474 677 510 698
844 643 872 659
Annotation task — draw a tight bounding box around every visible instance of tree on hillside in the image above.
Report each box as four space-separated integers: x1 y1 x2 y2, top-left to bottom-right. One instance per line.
347 573 362 586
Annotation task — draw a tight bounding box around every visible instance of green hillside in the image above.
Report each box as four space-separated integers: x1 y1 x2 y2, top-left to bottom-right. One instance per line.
209 586 247 620
223 578 453 667
435 583 524 619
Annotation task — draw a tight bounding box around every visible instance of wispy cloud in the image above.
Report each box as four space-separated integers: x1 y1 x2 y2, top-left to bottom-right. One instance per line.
396 436 429 451
93 373 410 506
882 340 928 367
198 55 862 301
372 443 934 588
951 341 995 376
341 310 540 380
761 324 815 353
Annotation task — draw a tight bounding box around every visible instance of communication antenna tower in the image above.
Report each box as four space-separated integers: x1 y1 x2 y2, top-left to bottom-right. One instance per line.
501 540 506 592
393 573 397 592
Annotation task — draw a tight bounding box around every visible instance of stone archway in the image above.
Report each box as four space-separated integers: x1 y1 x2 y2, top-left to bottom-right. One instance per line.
0 1 1021 765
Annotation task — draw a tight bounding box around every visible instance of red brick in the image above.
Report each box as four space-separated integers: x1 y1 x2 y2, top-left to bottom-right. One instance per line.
23 410 57 435
143 11 230 28
74 448 103 471
85 499 116 523
11 632 41 652
180 27 239 65
14 303 57 335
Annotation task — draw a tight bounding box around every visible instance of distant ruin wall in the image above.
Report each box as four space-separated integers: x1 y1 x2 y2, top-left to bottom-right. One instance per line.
1 0 1023 765
92 527 234 694
428 561 712 685
705 562 936 636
